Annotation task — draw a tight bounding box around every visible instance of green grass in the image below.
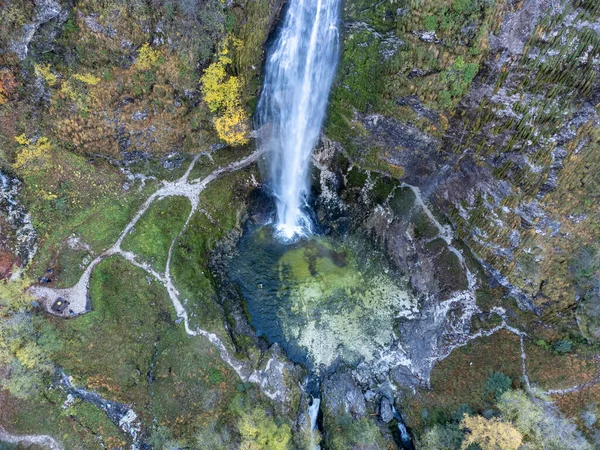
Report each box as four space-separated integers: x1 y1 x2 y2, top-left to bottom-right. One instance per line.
121 196 192 272
171 165 259 338
5 382 125 449
152 329 239 440
49 256 175 419
23 150 155 286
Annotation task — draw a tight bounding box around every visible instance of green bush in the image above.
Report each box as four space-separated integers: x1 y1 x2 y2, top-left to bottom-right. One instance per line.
553 339 573 355
485 372 512 400
419 423 463 450
452 404 473 422
425 15 438 31
452 0 474 13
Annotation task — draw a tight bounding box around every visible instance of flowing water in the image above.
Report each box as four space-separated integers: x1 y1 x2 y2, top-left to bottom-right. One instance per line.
255 0 341 241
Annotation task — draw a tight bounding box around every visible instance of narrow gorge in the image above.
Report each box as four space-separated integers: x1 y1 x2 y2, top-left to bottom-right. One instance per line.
0 0 599 449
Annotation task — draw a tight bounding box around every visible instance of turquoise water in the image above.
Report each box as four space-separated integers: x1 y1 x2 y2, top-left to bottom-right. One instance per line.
229 225 417 370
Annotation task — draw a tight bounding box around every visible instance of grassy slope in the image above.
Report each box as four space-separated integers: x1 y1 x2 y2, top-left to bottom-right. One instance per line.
121 196 192 273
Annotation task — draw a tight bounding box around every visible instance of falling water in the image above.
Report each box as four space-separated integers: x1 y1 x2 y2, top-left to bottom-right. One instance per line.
308 397 321 450
256 0 341 241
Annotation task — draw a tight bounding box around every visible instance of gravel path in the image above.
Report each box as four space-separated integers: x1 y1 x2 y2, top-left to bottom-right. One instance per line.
0 426 64 450
30 148 291 402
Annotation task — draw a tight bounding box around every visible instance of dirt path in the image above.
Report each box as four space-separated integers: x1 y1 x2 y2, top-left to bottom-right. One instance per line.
30 148 290 402
0 426 64 450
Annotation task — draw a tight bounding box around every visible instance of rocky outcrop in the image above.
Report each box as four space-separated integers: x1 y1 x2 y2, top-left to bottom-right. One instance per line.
0 173 37 276
322 370 367 419
10 0 67 60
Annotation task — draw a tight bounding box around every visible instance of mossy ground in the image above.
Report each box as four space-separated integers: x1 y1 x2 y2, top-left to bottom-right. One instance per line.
402 330 524 435
121 196 192 273
171 164 259 341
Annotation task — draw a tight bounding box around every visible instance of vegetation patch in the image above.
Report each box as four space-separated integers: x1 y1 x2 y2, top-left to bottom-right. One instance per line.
121 196 192 272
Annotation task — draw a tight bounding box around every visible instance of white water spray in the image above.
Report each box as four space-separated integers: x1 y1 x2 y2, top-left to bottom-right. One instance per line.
308 397 321 450
256 0 341 241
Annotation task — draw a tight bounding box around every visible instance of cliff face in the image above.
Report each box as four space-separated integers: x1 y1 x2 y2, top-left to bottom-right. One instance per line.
327 0 600 336
1 0 600 448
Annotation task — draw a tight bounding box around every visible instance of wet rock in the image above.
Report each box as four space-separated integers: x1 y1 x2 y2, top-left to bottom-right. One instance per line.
322 370 366 419
355 113 441 186
380 397 394 423
396 96 440 124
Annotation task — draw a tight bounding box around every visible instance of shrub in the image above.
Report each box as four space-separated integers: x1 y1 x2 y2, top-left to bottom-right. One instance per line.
34 64 57 86
485 372 512 400
553 339 573 354
238 408 292 450
135 43 161 71
73 72 101 86
535 339 551 351
452 0 474 13
424 15 438 32
452 404 473 422
201 37 250 146
439 56 479 108
419 423 463 450
13 135 52 171
328 416 387 450
460 415 522 450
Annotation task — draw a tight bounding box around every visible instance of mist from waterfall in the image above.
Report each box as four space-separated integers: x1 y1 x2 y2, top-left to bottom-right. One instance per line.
256 0 341 241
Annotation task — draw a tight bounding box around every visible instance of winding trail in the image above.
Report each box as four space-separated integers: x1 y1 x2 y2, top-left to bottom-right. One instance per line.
30 148 290 397
26 145 600 450
0 426 64 450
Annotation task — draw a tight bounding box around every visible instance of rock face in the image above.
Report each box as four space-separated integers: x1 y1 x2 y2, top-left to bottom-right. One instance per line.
10 0 67 60
327 0 600 324
322 370 367 419
0 173 37 277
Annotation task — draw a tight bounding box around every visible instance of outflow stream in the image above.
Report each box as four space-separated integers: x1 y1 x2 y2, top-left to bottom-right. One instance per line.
256 0 341 241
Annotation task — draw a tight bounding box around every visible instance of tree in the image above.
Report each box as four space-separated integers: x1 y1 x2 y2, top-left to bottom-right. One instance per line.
485 372 512 400
0 274 36 311
459 415 522 450
0 311 59 399
419 423 463 450
497 390 594 450
238 408 292 450
200 37 250 146
0 276 60 399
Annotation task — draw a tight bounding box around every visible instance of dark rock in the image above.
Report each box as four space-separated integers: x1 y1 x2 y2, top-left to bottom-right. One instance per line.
322 370 366 419
380 397 394 423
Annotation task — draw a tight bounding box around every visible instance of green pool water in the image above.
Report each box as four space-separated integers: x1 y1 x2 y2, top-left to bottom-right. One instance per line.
229 225 418 370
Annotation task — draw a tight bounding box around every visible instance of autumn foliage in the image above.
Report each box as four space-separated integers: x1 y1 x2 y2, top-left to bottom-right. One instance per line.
460 415 522 450
0 69 17 104
201 38 250 146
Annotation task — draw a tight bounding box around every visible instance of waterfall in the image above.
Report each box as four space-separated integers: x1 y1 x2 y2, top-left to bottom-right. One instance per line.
308 397 321 450
256 0 341 241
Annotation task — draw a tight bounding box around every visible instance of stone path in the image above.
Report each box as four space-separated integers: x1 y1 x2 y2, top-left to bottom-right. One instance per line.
0 426 64 450
30 148 291 403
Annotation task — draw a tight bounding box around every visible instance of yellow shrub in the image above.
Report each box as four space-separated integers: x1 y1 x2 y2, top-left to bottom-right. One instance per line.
60 80 78 101
460 415 522 450
214 105 250 146
201 38 249 146
73 72 101 85
34 64 57 86
13 135 52 170
135 43 161 70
